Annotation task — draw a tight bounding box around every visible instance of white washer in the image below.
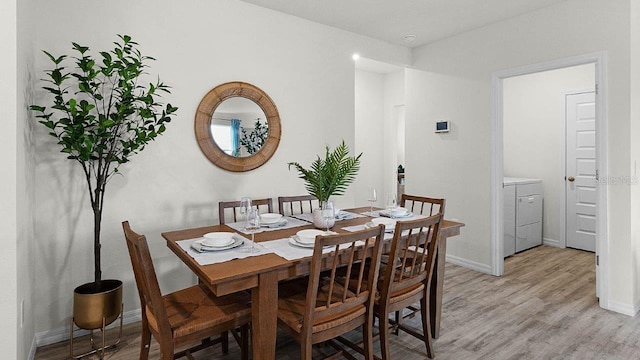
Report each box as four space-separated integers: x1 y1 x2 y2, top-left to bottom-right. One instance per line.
503 177 543 257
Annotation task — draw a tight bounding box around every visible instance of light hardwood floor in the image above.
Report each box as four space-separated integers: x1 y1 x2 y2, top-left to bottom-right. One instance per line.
35 246 640 359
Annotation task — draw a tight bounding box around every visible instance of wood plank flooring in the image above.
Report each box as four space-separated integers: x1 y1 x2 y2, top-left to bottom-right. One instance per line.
35 246 640 359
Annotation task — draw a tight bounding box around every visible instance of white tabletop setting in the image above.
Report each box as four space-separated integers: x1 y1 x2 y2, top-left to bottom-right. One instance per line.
176 233 274 266
225 215 310 233
291 210 366 223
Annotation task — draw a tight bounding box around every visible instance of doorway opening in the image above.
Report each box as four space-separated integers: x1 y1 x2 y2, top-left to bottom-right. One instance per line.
353 57 406 207
491 52 609 310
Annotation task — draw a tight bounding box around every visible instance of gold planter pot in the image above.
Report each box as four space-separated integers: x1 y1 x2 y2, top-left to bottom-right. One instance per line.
70 280 123 359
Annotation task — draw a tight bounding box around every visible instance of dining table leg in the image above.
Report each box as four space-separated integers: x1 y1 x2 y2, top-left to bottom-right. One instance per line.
430 233 448 339
251 270 279 360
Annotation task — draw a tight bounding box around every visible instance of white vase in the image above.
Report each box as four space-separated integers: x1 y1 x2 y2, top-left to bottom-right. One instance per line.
312 201 335 229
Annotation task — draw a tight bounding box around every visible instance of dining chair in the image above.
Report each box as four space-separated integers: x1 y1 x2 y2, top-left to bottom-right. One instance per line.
278 195 318 216
395 194 445 334
399 194 445 216
122 221 252 359
277 225 386 360
218 198 274 224
376 214 443 359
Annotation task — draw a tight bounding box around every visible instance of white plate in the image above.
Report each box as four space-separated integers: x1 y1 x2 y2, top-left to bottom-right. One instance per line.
366 219 395 233
289 236 333 249
261 218 288 228
202 232 235 247
371 217 395 229
260 213 283 224
195 236 244 251
389 207 409 217
296 229 325 244
289 236 316 248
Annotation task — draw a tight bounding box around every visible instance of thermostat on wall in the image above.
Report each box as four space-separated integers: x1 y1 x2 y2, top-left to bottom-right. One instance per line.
435 121 449 133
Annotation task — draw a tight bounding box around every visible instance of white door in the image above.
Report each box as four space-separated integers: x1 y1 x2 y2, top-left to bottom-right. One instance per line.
566 91 596 252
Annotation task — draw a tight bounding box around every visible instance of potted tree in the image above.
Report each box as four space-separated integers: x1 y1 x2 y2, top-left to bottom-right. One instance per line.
288 141 362 228
30 34 177 348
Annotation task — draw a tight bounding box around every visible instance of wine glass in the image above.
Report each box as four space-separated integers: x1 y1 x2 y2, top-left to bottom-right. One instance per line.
321 201 335 233
386 193 397 210
367 188 377 214
239 197 251 230
241 208 261 253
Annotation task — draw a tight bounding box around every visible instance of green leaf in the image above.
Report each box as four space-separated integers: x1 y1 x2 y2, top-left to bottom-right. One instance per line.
72 42 89 54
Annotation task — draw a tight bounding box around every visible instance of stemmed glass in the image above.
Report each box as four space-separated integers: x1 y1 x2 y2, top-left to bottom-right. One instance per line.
239 197 251 230
321 201 335 233
367 188 377 214
386 194 397 210
241 208 261 253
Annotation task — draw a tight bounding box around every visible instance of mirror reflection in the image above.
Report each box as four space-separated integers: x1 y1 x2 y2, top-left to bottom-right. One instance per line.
210 97 269 158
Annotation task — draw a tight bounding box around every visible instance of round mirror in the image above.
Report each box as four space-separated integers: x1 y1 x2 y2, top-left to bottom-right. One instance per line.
195 82 281 172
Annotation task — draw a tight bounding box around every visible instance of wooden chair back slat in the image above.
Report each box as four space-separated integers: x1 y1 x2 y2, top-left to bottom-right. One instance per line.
278 195 318 216
380 215 443 305
400 194 445 217
218 198 273 224
303 225 385 331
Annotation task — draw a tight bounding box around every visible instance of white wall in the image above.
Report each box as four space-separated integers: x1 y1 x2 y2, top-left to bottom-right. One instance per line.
631 1 640 305
503 64 595 245
408 0 634 307
383 71 405 201
354 70 385 207
29 0 410 338
1 0 19 357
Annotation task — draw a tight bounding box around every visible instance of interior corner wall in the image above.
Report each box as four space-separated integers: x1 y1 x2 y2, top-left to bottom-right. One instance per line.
0 0 19 358
30 0 411 339
503 64 595 245
407 0 633 307
630 0 640 307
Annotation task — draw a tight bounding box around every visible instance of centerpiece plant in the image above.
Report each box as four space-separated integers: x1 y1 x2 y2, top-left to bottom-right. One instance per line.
288 141 361 227
30 34 177 335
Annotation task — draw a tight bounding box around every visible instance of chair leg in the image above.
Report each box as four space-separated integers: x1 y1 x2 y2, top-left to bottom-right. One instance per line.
160 342 174 360
362 322 374 360
393 311 401 335
420 296 434 359
379 313 391 360
301 338 313 360
221 330 229 353
139 323 152 360
240 325 250 360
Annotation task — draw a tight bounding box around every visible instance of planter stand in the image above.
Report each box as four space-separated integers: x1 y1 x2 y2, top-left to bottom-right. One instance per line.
69 280 123 359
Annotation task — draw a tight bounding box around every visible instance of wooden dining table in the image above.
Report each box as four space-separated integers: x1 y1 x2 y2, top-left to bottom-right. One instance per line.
162 207 464 360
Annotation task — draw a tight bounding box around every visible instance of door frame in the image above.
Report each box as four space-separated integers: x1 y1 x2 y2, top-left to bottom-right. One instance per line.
490 51 609 309
560 89 596 250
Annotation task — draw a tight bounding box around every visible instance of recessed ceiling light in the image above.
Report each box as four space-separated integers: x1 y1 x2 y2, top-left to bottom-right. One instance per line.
352 53 360 61
403 35 416 44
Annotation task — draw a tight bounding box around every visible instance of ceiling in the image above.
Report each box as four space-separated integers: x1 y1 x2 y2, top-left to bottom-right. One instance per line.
238 0 567 48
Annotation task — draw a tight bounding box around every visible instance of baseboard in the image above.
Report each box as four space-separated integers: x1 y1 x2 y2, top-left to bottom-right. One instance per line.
543 237 563 248
445 253 493 275
34 308 141 348
607 300 637 317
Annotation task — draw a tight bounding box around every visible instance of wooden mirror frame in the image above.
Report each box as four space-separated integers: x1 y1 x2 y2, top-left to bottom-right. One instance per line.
195 81 281 172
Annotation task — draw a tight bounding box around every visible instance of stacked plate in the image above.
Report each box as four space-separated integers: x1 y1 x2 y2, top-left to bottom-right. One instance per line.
365 217 396 233
193 232 243 251
289 229 328 248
